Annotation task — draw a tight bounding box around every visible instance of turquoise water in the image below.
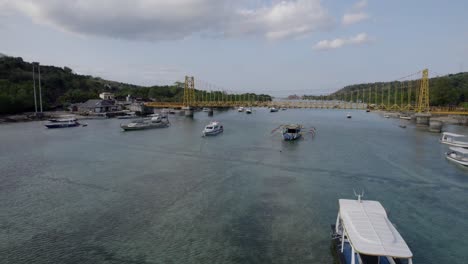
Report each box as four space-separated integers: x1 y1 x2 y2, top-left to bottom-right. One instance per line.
1 109 467 263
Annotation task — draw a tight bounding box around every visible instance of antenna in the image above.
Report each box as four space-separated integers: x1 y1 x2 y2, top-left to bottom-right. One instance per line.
353 189 365 202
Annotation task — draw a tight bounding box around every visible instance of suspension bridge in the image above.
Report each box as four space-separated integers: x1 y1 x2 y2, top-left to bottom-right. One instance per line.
145 69 468 115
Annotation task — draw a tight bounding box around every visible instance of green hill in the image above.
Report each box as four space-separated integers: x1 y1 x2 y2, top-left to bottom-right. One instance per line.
0 56 271 114
303 72 468 107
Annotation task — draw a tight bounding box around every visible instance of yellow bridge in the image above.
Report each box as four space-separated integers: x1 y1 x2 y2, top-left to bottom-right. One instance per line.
145 70 468 115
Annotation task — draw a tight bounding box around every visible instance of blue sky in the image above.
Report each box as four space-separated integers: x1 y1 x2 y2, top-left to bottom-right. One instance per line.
1 0 467 96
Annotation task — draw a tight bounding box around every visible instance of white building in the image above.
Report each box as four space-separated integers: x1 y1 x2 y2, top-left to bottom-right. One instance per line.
99 92 115 100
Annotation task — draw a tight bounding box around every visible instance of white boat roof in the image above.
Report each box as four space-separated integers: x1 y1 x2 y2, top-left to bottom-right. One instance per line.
449 147 468 154
442 132 465 137
339 199 413 258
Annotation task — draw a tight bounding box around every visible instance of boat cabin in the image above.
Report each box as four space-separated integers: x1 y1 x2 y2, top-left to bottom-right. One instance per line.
440 132 468 147
333 199 413 264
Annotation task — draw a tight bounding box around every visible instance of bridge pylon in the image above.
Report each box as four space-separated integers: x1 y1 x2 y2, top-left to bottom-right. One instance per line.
183 76 195 108
417 69 430 113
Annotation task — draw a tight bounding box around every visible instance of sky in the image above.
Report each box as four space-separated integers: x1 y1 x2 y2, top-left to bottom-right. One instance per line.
1 0 467 96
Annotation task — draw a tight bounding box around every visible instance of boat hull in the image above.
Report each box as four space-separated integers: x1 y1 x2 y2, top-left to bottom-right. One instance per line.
283 133 301 141
440 140 468 148
445 153 468 166
121 122 169 131
203 128 223 136
45 123 80 129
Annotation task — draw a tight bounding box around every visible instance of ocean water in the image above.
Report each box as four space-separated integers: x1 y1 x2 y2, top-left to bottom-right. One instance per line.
1 109 467 264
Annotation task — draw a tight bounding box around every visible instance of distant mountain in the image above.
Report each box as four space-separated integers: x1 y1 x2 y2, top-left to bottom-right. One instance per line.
0 53 7 58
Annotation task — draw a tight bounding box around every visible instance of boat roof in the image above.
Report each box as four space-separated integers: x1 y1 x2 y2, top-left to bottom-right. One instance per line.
339 199 413 258
284 124 301 129
442 132 465 137
449 146 468 154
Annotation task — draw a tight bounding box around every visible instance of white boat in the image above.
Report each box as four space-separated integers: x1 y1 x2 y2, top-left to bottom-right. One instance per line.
202 121 223 136
202 107 210 112
384 115 390 118
347 112 352 119
332 196 413 264
446 147 468 166
246 108 252 114
399 115 411 120
440 132 468 148
120 115 170 131
237 107 245 112
270 107 279 112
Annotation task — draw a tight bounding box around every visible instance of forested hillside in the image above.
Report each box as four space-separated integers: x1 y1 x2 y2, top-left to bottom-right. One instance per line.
0 56 271 114
303 72 468 107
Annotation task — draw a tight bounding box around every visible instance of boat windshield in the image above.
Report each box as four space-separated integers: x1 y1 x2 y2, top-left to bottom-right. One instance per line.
287 129 298 133
206 126 213 129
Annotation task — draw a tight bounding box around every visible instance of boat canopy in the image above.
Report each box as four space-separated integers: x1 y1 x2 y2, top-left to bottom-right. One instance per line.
339 199 413 258
442 132 465 137
449 147 468 154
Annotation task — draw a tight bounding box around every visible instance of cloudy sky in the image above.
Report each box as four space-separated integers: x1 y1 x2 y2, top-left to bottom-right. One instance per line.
1 0 467 95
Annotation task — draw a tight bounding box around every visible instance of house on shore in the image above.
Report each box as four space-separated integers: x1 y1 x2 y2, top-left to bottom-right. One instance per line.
77 99 121 113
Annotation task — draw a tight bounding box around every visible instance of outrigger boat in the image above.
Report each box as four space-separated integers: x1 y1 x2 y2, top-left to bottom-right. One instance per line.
282 124 302 141
332 195 414 264
202 121 223 136
271 124 316 141
120 115 170 131
440 132 468 148
446 147 468 166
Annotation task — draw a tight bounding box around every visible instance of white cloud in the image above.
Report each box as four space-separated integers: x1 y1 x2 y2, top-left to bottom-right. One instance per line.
3 0 334 41
342 0 369 26
342 12 369 26
353 0 368 10
313 33 372 50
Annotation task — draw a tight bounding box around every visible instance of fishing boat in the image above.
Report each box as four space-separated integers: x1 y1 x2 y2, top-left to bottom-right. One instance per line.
237 107 245 112
120 115 170 131
347 113 352 119
440 132 468 148
282 124 302 141
446 147 468 166
202 121 223 136
246 108 252 114
270 107 279 112
45 119 80 129
331 196 414 264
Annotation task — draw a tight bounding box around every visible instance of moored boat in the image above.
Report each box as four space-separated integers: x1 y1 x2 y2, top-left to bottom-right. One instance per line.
440 132 468 148
446 147 468 166
120 115 170 131
399 115 411 120
202 107 210 112
237 107 245 112
45 119 80 129
282 124 302 141
270 107 279 112
331 197 414 264
202 121 223 136
347 112 352 119
246 108 252 114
